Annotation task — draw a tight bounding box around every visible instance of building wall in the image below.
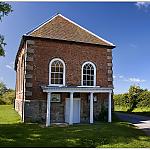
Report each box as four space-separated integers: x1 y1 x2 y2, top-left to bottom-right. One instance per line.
15 38 113 123
25 38 113 101
15 44 26 117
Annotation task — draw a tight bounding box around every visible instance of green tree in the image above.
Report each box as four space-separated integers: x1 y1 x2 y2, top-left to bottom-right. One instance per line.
128 85 143 112
0 81 7 95
1 89 15 104
0 2 12 56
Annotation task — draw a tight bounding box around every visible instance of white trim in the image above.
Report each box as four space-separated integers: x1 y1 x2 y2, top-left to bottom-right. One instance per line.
41 86 113 93
69 92 74 125
108 92 112 123
81 61 96 86
90 92 94 124
49 58 66 86
46 92 51 127
27 14 115 47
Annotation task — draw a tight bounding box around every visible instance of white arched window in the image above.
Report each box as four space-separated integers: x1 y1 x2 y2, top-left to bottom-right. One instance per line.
82 61 96 86
49 58 65 86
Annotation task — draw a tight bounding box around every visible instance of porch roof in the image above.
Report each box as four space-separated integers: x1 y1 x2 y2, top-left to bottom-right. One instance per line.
41 85 113 93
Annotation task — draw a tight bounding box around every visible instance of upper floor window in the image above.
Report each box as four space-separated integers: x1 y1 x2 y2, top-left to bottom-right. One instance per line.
82 62 96 86
49 58 65 86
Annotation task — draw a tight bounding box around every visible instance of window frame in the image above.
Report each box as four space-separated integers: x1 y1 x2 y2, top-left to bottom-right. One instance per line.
49 58 66 86
81 61 96 87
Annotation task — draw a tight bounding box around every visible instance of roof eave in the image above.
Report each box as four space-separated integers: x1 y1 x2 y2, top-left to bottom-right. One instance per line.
23 35 116 49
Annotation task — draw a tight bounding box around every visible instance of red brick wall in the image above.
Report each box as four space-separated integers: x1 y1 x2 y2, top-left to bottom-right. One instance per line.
27 38 112 101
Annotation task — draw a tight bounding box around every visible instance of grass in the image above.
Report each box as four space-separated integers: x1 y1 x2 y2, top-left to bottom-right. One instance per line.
0 105 21 124
0 105 150 148
115 105 150 117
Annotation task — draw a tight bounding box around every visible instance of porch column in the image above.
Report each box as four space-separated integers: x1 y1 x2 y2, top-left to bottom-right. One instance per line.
69 92 74 125
90 92 94 124
46 92 51 127
108 92 112 123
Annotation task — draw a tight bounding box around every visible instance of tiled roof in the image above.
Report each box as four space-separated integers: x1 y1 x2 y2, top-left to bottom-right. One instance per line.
27 14 115 47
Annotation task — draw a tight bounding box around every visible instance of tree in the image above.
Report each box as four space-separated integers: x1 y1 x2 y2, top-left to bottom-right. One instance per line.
0 2 12 56
0 81 7 95
128 85 143 112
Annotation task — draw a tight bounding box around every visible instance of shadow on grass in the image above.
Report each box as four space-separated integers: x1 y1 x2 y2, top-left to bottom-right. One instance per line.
0 122 149 148
115 111 150 117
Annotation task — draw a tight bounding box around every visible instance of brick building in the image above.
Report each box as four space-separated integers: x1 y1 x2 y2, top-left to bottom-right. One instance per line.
14 14 115 126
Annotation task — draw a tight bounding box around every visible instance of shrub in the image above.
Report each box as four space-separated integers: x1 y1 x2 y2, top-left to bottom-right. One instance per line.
0 90 15 105
97 104 108 122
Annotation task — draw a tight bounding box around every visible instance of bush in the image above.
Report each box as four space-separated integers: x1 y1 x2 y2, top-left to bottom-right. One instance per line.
114 85 150 112
0 90 15 105
97 104 108 122
137 90 150 108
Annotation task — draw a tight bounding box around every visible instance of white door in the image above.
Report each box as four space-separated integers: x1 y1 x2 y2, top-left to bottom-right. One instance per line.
65 98 80 123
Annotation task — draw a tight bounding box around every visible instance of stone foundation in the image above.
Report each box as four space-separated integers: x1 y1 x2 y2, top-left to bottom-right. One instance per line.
22 93 110 124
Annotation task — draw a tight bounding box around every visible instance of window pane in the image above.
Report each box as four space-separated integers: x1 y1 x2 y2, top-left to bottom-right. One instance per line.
87 81 90 86
55 73 59 79
55 78 59 84
51 73 55 78
60 73 63 79
87 69 90 74
59 79 63 84
83 80 86 86
83 75 86 80
56 66 59 72
91 76 94 81
83 69 86 74
51 78 55 84
91 81 94 86
87 75 90 80
51 67 55 72
91 69 94 75
60 67 63 72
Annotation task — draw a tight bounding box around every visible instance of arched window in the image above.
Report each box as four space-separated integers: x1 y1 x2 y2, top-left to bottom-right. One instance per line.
82 62 96 86
49 58 65 86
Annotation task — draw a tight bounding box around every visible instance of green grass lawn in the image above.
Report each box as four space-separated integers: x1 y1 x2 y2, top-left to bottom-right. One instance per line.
0 105 21 124
0 105 150 148
115 105 150 117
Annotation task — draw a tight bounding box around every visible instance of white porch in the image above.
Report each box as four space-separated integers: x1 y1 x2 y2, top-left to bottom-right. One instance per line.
41 86 113 127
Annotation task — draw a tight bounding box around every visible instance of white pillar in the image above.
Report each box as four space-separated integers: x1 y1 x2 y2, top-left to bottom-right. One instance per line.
108 92 112 123
46 92 51 127
69 92 74 125
90 92 94 124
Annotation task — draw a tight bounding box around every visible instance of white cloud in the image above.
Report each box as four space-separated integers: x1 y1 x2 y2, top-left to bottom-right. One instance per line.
129 78 146 83
6 65 13 70
135 2 150 9
114 75 146 83
113 75 116 79
119 75 124 79
5 61 14 70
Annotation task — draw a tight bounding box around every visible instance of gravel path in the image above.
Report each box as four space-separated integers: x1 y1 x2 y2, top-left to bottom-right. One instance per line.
115 112 150 136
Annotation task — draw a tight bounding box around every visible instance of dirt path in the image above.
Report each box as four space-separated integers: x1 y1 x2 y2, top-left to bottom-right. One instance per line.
115 112 150 136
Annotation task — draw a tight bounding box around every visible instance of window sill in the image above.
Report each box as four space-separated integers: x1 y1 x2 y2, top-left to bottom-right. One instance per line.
48 84 65 87
77 85 100 88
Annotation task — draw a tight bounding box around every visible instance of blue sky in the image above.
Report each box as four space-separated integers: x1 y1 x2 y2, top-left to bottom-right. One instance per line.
0 2 150 94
